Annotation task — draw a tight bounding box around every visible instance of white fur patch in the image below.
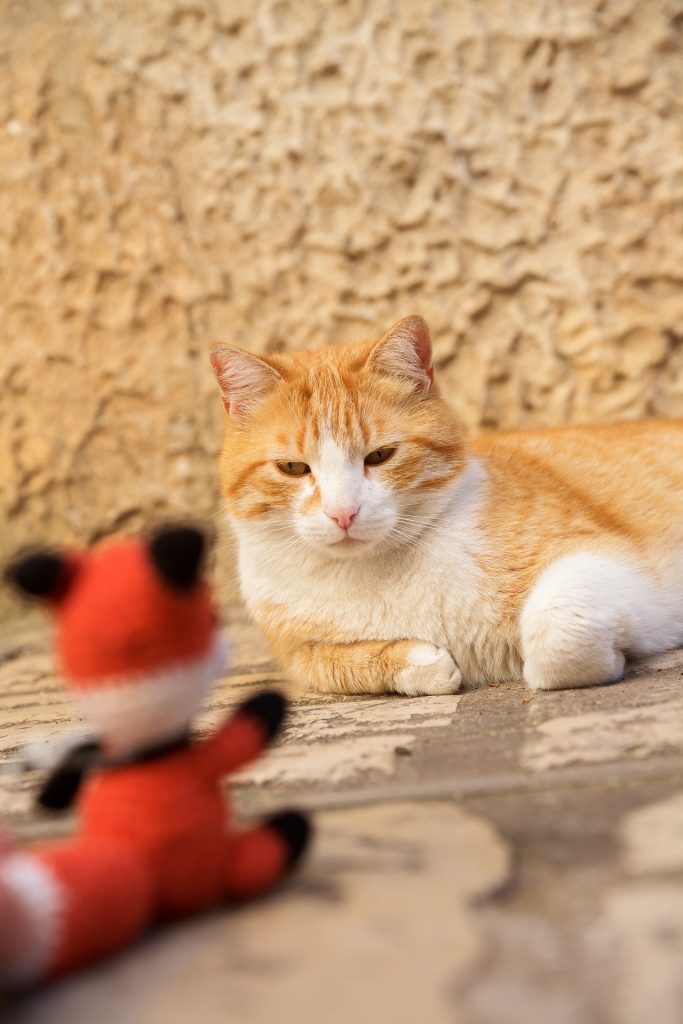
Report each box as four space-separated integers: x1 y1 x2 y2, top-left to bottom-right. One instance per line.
235 457 491 679
1 853 64 984
521 551 683 690
75 634 228 756
21 728 97 772
407 641 444 666
397 646 462 696
315 436 364 520
294 433 401 554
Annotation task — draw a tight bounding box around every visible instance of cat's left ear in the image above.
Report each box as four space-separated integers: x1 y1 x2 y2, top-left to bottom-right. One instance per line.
209 345 281 419
366 316 433 393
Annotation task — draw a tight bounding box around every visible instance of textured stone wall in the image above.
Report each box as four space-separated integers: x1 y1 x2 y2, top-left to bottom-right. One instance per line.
2 0 683 603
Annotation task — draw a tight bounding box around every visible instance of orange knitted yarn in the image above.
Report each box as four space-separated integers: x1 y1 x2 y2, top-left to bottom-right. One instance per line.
2 526 311 985
56 541 216 686
36 838 153 978
37 713 289 980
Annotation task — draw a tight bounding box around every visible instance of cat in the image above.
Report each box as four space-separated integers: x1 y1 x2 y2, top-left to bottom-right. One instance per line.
210 316 683 696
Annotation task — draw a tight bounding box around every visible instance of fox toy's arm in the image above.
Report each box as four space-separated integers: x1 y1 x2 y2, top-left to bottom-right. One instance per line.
196 691 287 781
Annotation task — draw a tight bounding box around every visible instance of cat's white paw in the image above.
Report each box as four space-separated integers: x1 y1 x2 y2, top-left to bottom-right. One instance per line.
394 642 462 696
524 644 625 691
521 550 639 691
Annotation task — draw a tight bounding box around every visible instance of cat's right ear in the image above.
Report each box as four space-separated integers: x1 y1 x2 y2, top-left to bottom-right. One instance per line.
209 345 281 419
366 316 434 393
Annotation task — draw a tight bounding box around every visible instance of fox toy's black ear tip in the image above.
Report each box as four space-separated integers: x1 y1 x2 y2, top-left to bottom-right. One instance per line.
148 525 207 590
5 551 67 600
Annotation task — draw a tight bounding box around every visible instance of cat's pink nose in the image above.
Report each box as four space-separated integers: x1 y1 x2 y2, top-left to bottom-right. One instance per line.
325 506 359 530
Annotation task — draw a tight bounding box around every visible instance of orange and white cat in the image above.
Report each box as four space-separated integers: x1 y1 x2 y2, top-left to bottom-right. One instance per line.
210 316 683 696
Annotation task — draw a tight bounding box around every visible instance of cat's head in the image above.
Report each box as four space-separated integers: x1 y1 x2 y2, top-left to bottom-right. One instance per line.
210 316 465 559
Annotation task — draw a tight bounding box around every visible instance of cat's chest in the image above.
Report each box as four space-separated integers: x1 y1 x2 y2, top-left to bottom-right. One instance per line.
238 533 485 649
293 563 441 639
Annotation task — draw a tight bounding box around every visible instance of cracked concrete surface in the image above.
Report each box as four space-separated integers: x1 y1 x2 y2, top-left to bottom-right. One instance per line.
1 615 682 1023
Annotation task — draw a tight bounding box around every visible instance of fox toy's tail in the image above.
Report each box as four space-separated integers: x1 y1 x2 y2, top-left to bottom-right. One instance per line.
0 813 311 988
0 837 153 986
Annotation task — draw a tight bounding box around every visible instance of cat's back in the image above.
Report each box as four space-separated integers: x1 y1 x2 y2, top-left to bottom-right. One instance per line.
473 418 683 458
470 419 683 551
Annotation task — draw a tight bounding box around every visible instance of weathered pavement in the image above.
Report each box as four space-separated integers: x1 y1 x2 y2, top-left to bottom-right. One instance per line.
1 612 682 1024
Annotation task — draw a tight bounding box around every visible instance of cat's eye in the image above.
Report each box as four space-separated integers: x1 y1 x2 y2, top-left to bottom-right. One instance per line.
364 447 396 467
276 460 311 477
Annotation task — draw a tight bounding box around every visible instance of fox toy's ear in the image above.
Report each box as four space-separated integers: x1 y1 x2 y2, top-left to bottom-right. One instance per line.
209 344 281 419
366 315 434 393
5 550 75 603
148 525 206 590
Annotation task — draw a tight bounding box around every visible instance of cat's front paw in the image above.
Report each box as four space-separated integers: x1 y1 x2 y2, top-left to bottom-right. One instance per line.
394 642 462 696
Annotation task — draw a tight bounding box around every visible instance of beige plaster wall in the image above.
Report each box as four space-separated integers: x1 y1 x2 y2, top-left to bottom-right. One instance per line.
2 0 683 605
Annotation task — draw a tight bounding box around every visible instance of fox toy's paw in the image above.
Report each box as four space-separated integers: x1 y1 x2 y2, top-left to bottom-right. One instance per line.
237 691 288 743
265 811 312 871
223 811 313 901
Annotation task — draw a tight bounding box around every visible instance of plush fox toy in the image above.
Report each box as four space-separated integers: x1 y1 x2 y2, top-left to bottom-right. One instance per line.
0 525 311 987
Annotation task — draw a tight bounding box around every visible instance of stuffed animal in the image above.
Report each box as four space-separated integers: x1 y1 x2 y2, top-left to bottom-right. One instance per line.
0 525 311 987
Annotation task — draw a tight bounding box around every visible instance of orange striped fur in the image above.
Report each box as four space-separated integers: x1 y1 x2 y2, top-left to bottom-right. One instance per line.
211 317 683 694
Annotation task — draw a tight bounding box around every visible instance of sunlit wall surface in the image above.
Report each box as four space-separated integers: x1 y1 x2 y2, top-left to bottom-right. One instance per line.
2 0 682 577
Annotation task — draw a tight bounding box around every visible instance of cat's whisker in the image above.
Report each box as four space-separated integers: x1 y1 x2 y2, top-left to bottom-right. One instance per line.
389 521 441 538
392 520 438 530
384 526 438 552
394 513 443 527
393 513 440 524
391 522 437 534
258 535 305 554
252 526 296 538
202 506 228 523
210 541 236 556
